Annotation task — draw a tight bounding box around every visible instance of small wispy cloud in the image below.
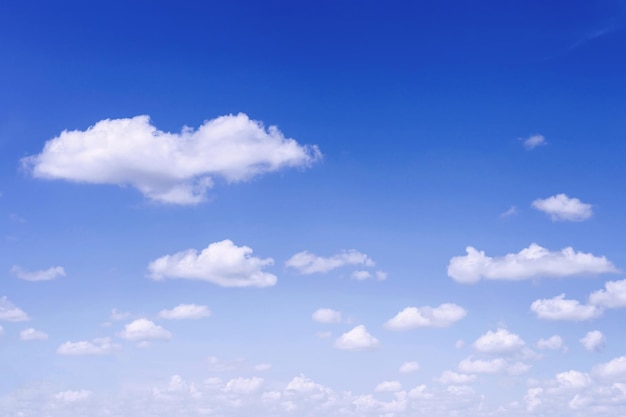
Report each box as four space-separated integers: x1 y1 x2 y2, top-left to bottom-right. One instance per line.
521 134 547 150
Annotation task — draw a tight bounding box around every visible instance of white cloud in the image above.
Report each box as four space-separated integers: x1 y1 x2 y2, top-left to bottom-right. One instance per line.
555 370 591 390
118 318 172 341
54 389 92 402
223 377 263 394
472 328 525 354
312 308 342 323
0 296 29 322
158 304 211 320
458 357 508 374
375 381 402 392
0 325 3 336
448 243 617 284
530 294 600 321
437 371 476 385
522 134 547 150
20 328 48 341
536 335 565 351
148 240 276 288
57 337 120 355
399 361 420 373
110 308 130 321
22 114 321 205
525 387 543 411
10 265 66 281
384 303 466 330
285 374 330 393
589 278 626 309
285 249 374 274
592 356 626 379
579 330 605 352
532 194 593 222
500 206 518 218
334 325 380 351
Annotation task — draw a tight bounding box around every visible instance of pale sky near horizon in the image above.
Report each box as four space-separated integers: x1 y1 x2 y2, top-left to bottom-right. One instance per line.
2 1 626 416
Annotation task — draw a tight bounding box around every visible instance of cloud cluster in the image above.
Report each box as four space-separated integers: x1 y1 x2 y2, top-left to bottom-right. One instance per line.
148 240 276 288
532 194 593 222
384 303 467 330
22 114 321 205
448 243 617 283
10 265 66 281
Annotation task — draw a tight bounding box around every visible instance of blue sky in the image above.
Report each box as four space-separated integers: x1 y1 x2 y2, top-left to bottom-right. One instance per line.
2 1 626 416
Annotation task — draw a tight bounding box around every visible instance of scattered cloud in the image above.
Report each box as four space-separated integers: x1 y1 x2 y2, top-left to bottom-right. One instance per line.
223 377 264 394
0 296 29 322
589 278 626 309
110 308 130 321
500 206 518 218
473 328 525 355
54 390 92 402
57 337 120 355
158 304 211 320
285 249 374 274
10 265 66 281
19 328 48 341
22 114 321 205
312 308 342 323
399 361 420 373
375 381 403 392
148 240 276 288
437 371 476 385
521 134 547 150
530 294 601 321
334 325 380 351
580 330 605 352
384 303 467 330
118 318 172 341
592 356 626 380
458 357 508 374
448 243 617 283
536 335 565 351
532 194 592 222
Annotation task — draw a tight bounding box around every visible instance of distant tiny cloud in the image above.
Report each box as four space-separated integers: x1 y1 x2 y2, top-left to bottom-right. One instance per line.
399 361 420 373
532 194 592 222
384 303 467 330
22 114 321 205
0 296 29 322
334 325 380 351
20 328 48 341
110 308 130 321
375 380 402 392
57 337 120 355
11 265 65 281
254 363 272 371
437 370 476 385
148 239 276 288
118 318 172 342
500 206 518 218
158 304 211 320
521 134 547 150
312 308 342 324
286 249 375 274
458 357 507 374
580 330 605 352
54 390 92 402
448 243 617 284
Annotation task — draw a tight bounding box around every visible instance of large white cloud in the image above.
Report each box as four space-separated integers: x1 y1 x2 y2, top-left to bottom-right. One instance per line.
22 114 321 205
589 278 626 309
148 240 276 287
384 303 466 330
312 308 342 323
448 243 617 283
531 194 593 222
118 318 172 341
10 265 66 281
0 296 29 322
472 328 525 355
158 304 211 320
530 294 601 321
579 330 605 352
285 249 375 274
333 325 380 351
57 337 120 355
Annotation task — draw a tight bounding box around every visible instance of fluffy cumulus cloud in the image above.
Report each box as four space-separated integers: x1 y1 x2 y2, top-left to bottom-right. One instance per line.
285 249 374 274
19 328 48 341
472 328 525 354
536 335 565 350
312 308 342 323
580 330 606 352
118 318 172 341
10 265 66 281
0 296 29 322
530 294 601 321
589 278 626 309
54 390 92 402
384 303 466 330
158 304 211 320
448 243 617 283
532 194 593 222
592 356 626 379
399 361 420 373
334 325 380 351
22 114 321 205
148 240 276 288
522 134 547 150
57 337 120 355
